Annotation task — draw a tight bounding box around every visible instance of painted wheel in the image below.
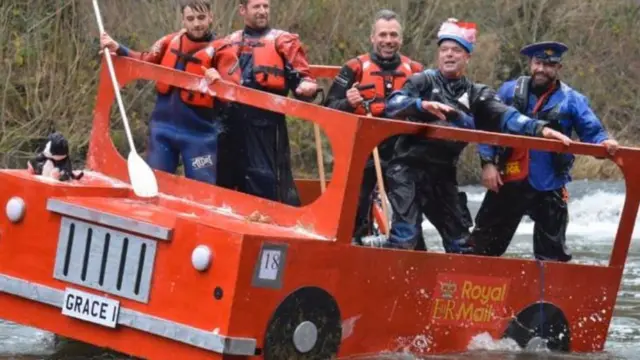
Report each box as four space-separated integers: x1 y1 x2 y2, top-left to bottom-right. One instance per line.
263 286 342 359
502 302 570 351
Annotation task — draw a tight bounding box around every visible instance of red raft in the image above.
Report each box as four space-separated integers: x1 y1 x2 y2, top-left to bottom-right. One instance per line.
0 56 638 359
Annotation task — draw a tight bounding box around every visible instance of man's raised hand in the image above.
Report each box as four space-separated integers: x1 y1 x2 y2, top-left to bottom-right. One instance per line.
421 100 456 121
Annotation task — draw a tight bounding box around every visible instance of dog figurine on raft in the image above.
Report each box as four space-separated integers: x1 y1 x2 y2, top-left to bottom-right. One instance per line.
27 132 84 181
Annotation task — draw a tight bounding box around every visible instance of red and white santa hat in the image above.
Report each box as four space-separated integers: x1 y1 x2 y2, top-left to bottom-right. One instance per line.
437 18 478 53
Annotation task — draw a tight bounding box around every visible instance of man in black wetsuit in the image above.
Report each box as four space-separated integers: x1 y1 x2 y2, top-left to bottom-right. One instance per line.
377 18 571 252
325 9 424 243
216 0 318 206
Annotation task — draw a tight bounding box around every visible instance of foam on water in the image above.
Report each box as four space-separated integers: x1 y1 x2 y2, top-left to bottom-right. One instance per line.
0 322 56 357
466 332 522 352
424 186 640 242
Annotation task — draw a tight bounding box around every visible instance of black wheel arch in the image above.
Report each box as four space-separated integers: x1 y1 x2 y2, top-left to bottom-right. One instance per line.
502 301 571 351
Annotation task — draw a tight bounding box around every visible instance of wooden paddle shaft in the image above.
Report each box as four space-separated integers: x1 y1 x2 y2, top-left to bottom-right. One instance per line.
364 101 390 236
314 124 327 192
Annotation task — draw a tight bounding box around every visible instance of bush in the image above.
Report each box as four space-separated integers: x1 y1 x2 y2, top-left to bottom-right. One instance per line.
1 0 636 184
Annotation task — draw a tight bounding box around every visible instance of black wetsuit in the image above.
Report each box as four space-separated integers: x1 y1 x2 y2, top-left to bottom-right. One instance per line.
383 69 549 252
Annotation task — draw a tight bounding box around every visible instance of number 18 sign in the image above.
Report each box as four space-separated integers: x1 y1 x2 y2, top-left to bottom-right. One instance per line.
252 243 288 289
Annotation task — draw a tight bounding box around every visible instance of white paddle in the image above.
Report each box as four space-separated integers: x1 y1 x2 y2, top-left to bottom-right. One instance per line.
91 0 158 198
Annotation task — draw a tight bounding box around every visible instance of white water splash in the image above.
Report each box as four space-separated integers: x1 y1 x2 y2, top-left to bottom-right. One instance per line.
424 187 640 242
341 315 362 340
467 332 522 352
0 322 57 356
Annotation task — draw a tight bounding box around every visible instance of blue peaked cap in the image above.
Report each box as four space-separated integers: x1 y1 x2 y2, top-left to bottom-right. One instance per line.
520 41 568 63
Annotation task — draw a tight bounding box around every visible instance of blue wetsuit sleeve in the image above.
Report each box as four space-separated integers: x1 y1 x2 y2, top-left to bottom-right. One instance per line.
571 92 609 144
451 111 475 129
384 73 433 121
477 143 497 162
116 44 130 57
471 85 547 136
500 107 546 136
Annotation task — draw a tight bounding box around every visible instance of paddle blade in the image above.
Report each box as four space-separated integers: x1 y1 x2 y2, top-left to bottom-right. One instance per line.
127 151 159 198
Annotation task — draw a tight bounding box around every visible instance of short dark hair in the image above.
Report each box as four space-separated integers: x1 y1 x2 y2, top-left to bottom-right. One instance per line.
239 0 249 6
179 0 211 13
371 9 402 35
374 9 399 22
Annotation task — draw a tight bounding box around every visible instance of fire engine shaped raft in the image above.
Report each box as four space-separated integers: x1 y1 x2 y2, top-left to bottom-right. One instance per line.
0 55 639 359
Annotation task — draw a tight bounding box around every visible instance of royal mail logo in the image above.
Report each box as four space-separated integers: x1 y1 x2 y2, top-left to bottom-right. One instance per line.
440 281 457 299
431 274 510 327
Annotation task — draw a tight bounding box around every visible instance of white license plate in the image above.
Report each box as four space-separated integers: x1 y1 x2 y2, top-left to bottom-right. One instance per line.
61 288 120 328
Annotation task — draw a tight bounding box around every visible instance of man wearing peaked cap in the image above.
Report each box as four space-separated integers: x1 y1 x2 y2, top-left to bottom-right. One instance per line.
519 41 568 64
363 19 572 253
471 40 619 262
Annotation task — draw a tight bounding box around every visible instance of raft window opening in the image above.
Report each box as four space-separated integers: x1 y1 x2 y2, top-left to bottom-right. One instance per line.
117 237 129 291
62 223 75 277
98 233 110 286
134 243 147 295
81 228 93 281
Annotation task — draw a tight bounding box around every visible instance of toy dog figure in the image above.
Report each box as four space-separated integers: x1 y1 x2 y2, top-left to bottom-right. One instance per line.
27 132 84 181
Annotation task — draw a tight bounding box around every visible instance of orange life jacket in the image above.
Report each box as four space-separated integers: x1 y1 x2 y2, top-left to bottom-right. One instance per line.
350 54 417 117
155 33 216 108
228 29 287 91
501 77 558 183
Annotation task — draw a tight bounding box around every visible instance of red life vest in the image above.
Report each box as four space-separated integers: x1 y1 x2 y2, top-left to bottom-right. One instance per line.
155 33 216 108
228 29 287 91
347 53 420 117
501 78 558 183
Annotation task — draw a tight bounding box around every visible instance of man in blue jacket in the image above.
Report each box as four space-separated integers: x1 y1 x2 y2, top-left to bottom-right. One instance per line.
366 19 571 252
469 41 619 262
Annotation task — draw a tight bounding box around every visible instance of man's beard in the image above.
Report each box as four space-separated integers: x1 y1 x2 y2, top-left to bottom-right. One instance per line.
187 28 210 40
252 16 268 28
532 72 555 90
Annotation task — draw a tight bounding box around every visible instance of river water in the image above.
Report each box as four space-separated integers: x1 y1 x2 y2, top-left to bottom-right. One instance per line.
0 180 638 359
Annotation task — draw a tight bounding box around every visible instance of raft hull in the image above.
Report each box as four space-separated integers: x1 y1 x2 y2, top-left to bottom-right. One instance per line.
0 170 622 358
0 57 638 359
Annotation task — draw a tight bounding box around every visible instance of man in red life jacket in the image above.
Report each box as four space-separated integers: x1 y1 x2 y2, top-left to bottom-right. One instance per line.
99 0 240 185
215 0 318 206
325 9 424 244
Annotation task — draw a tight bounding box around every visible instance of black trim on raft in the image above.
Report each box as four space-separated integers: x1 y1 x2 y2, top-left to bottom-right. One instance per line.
502 301 571 351
263 286 342 359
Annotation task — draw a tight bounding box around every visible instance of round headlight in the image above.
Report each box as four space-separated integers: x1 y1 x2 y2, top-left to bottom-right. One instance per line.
6 197 26 223
191 245 212 271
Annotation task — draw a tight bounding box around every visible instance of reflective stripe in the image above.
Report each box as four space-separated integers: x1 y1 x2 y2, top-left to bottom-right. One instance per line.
47 198 173 241
0 273 257 356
